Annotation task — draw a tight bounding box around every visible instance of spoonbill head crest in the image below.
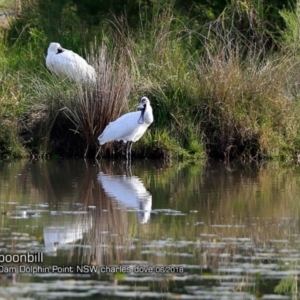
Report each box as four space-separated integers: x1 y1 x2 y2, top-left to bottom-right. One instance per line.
47 42 64 55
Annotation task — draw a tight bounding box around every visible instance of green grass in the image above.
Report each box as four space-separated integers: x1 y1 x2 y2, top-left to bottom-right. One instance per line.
0 0 17 10
1 1 300 160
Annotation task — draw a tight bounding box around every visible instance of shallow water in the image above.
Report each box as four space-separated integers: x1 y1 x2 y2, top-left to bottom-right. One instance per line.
0 159 300 299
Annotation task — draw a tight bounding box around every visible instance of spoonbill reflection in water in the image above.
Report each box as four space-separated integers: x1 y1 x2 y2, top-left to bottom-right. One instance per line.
97 96 154 160
46 42 96 84
97 171 152 224
43 215 92 253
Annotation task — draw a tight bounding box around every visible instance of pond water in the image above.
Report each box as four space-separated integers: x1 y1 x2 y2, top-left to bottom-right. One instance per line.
0 158 300 299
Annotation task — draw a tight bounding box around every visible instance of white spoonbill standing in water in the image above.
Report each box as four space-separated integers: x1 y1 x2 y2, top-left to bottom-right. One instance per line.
46 42 96 84
98 96 154 160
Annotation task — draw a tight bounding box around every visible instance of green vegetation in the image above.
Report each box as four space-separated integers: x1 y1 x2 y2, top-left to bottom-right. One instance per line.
1 0 300 160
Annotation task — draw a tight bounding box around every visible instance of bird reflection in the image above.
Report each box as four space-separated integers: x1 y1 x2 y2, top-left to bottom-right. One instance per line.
43 216 92 253
97 170 152 224
43 225 84 253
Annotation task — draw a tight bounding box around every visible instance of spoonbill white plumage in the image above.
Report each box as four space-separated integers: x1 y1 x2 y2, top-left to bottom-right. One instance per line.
46 42 96 84
98 96 154 160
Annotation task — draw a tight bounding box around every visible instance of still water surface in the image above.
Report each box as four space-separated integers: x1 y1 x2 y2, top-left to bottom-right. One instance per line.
0 159 300 299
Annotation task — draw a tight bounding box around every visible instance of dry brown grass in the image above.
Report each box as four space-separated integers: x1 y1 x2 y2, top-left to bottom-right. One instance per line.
60 44 132 157
195 38 300 160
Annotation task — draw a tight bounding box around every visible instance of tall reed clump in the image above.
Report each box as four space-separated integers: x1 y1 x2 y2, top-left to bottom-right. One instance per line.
24 44 131 157
194 18 300 160
113 8 206 159
56 44 132 157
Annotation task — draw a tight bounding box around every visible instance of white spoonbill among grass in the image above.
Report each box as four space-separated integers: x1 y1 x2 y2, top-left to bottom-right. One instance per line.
46 42 97 84
97 96 154 160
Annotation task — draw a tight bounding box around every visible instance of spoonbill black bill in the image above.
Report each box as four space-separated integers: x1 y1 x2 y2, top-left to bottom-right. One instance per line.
97 96 154 160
